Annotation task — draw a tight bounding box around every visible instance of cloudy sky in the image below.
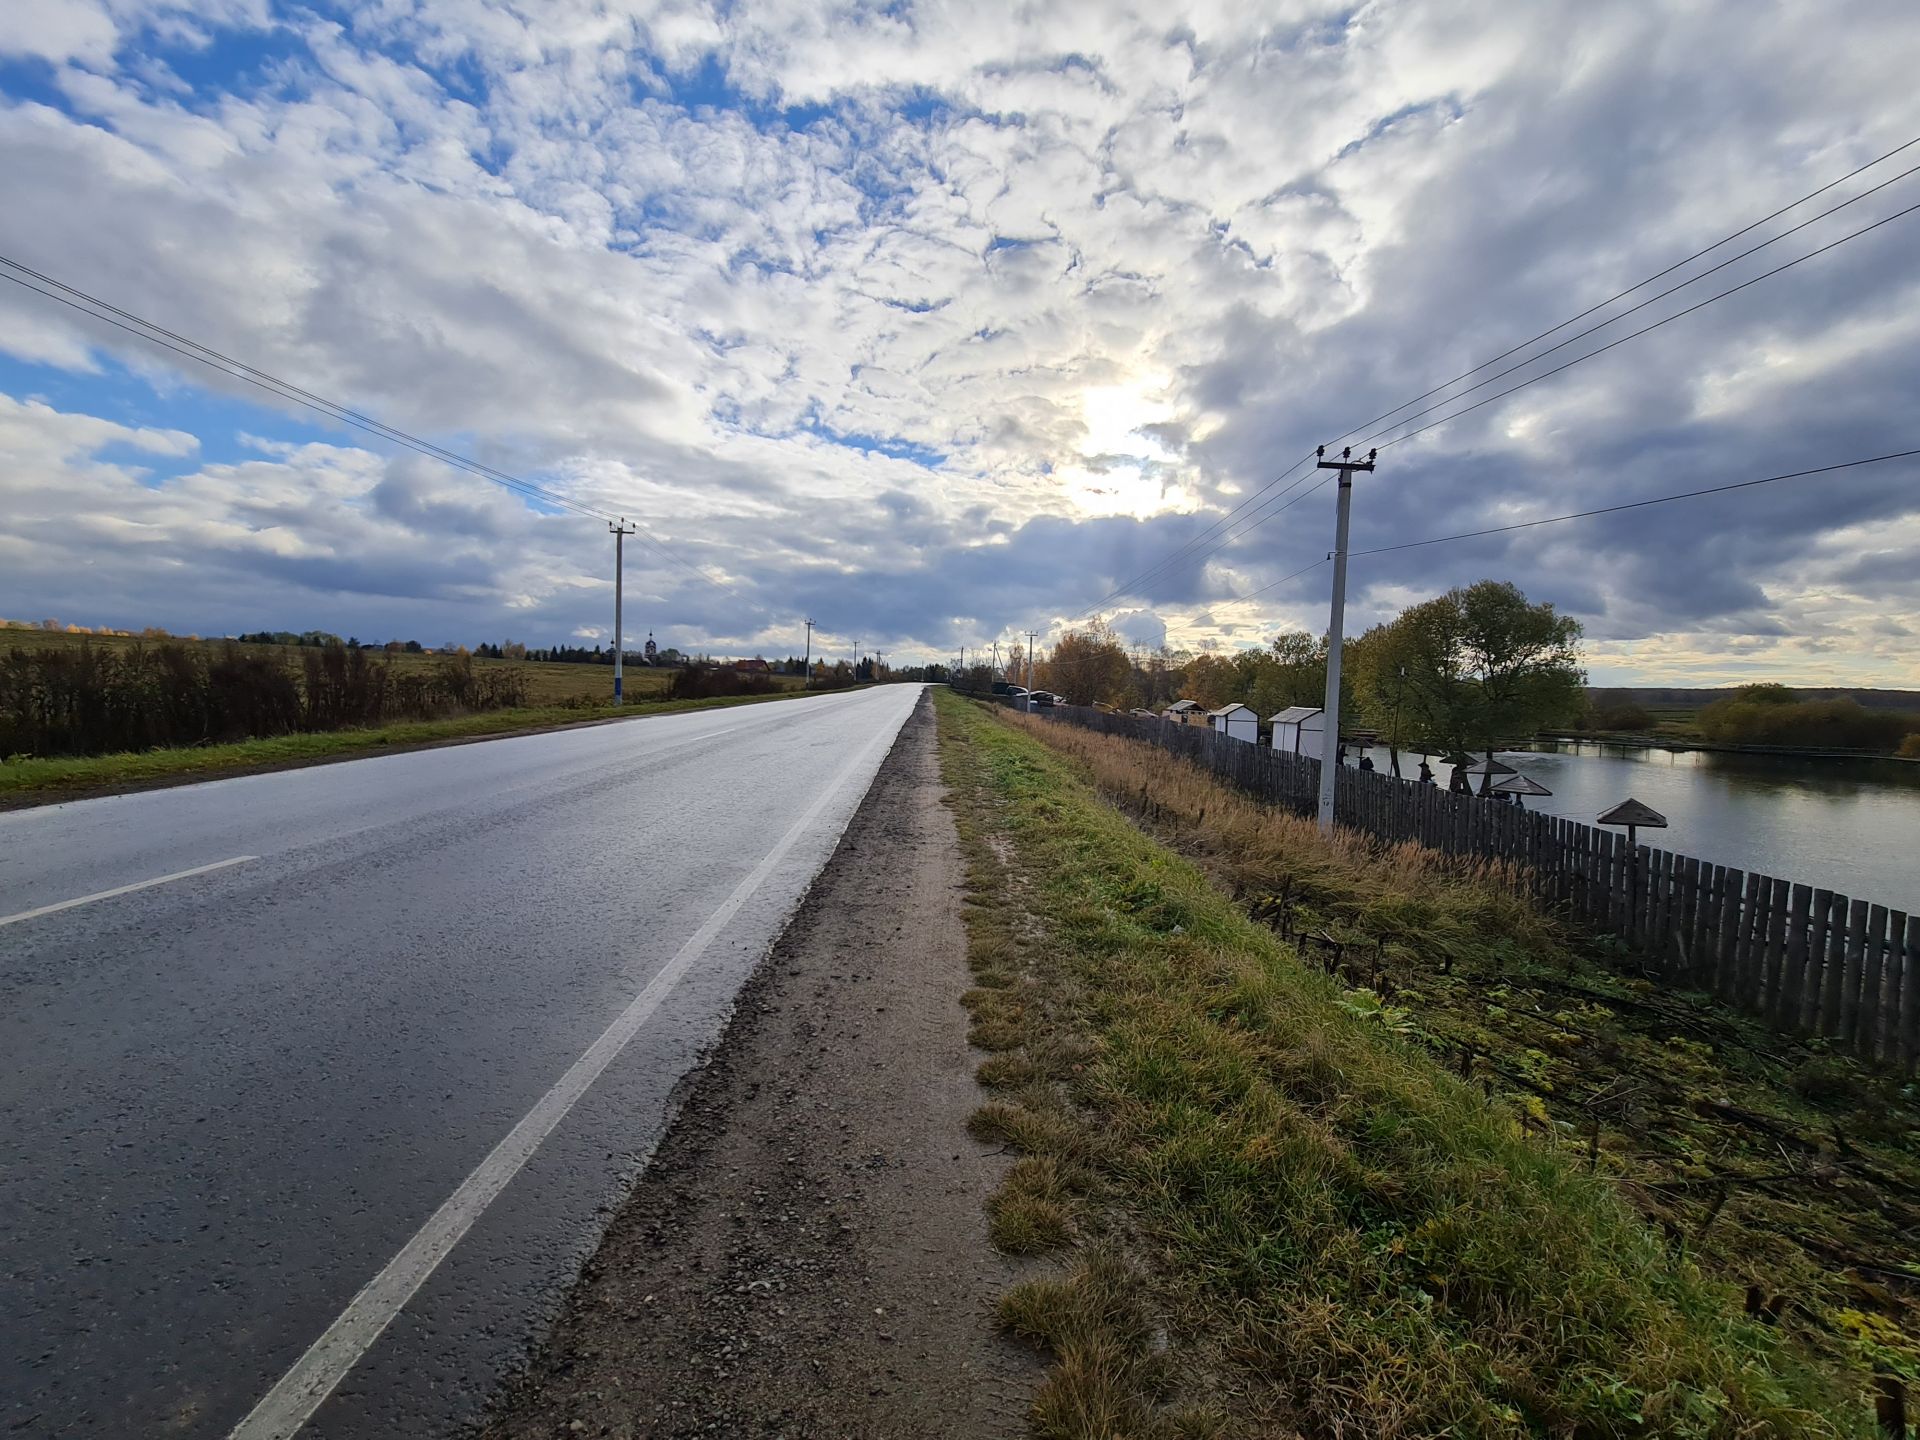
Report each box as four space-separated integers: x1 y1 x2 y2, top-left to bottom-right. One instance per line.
1 0 1917 683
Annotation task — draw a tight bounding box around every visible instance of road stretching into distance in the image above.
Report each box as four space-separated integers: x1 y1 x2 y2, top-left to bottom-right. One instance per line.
1 684 923 1439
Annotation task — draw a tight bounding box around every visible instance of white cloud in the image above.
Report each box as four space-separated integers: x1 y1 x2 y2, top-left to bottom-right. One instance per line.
0 0 1917 676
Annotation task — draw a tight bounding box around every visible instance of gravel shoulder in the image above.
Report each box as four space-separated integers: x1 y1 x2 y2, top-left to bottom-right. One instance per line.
480 690 1035 1439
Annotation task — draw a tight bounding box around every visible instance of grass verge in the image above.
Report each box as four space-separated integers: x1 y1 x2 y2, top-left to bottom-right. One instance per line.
935 689 1885 1438
0 687 836 804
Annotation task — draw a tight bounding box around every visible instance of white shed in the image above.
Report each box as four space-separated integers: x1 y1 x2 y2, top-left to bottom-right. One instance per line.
1270 705 1324 754
1210 703 1258 743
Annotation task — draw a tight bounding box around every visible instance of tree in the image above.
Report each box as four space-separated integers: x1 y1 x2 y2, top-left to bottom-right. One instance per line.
1390 581 1585 790
1182 653 1241 709
1247 630 1328 719
1046 623 1133 706
1347 622 1420 776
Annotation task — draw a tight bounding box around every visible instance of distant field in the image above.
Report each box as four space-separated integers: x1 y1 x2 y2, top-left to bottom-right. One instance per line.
0 626 804 706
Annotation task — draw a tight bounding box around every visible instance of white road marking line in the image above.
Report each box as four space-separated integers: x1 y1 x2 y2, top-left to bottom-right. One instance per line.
0 855 258 928
227 707 908 1440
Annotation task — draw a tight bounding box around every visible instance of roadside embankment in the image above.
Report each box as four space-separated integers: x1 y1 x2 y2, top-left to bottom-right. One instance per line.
481 692 1036 1439
0 687 852 808
937 691 1896 1438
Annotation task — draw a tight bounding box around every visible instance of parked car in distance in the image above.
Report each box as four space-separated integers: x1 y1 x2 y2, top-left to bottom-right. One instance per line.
1029 691 1060 708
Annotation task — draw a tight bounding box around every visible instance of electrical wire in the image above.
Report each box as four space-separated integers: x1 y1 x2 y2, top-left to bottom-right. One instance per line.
1361 178 1920 450
1327 134 1920 446
1224 554 1331 605
0 256 742 597
1071 134 1920 618
1374 197 1920 452
1099 190 1920 607
1346 449 1920 557
1067 462 1322 622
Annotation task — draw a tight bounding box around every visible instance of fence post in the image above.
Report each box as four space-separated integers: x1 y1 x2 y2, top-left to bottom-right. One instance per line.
1778 884 1813 1033
1860 905 1891 1063
1902 913 1920 1076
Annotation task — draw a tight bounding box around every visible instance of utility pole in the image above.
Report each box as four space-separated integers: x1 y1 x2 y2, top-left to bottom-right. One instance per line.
1024 630 1039 711
803 617 815 689
1314 445 1376 833
610 518 634 706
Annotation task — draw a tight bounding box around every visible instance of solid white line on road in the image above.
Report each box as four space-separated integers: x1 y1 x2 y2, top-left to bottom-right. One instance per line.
0 855 258 928
226 704 909 1440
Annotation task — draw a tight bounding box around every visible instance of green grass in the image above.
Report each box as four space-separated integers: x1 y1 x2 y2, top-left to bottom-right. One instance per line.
935 690 1871 1439
0 688 827 802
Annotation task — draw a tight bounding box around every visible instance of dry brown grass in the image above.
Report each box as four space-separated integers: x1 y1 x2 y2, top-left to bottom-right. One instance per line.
939 692 1875 1440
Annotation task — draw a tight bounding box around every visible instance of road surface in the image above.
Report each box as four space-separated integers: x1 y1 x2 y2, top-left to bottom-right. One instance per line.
0 684 922 1438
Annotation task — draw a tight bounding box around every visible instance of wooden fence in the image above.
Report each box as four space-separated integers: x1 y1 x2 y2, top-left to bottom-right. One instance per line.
1048 704 1920 1072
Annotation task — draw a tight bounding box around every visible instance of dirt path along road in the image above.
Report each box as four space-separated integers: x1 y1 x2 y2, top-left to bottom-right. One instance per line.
482 692 1036 1439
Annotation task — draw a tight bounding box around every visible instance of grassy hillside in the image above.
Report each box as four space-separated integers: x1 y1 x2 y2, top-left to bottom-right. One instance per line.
937 692 1909 1437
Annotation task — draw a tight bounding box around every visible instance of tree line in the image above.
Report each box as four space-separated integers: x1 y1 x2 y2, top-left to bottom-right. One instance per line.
1 640 529 759
989 578 1920 760
983 579 1589 774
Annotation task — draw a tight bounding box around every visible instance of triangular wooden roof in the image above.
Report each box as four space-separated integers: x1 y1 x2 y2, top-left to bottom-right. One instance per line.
1460 755 1518 776
1491 774 1553 797
1596 797 1668 827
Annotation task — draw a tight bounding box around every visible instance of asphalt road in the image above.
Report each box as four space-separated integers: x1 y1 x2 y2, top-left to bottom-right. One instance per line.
0 684 922 1439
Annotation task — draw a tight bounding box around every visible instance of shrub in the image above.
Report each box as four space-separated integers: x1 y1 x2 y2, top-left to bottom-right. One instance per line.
665 665 780 700
1697 695 1919 750
0 640 530 758
1589 702 1653 731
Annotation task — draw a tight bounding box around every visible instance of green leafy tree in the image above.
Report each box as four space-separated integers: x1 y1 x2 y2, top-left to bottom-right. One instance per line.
1347 622 1421 776
1391 581 1585 789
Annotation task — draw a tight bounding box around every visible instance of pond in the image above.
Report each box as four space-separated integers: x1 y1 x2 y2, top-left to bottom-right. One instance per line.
1345 740 1920 914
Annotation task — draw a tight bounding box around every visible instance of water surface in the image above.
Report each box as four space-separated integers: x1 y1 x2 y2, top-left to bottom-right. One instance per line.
1348 740 1920 913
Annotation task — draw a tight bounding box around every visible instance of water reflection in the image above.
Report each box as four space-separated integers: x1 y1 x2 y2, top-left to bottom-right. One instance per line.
1344 740 1920 913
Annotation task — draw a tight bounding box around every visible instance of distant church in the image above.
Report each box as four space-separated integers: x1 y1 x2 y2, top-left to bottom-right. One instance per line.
643 631 658 665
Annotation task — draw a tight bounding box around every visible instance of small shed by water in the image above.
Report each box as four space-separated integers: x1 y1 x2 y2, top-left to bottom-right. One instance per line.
1210 703 1258 743
1270 705 1324 754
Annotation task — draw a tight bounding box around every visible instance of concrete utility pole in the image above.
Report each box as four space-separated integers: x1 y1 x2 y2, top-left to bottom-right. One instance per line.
609 518 634 706
803 617 815 689
1314 446 1375 833
1025 630 1039 711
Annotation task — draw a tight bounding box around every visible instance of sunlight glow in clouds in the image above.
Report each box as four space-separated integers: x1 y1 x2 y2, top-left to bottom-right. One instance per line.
0 0 1915 681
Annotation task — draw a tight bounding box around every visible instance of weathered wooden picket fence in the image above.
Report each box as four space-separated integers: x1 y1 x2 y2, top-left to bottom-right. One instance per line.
1049 704 1920 1072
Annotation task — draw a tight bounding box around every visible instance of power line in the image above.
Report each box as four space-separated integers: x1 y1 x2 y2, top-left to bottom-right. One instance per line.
1329 134 1920 446
1375 197 1920 453
1112 191 1920 599
1346 449 1920 557
0 254 742 597
1361 174 1920 450
1071 134 1920 619
1134 194 1920 601
1068 463 1322 621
